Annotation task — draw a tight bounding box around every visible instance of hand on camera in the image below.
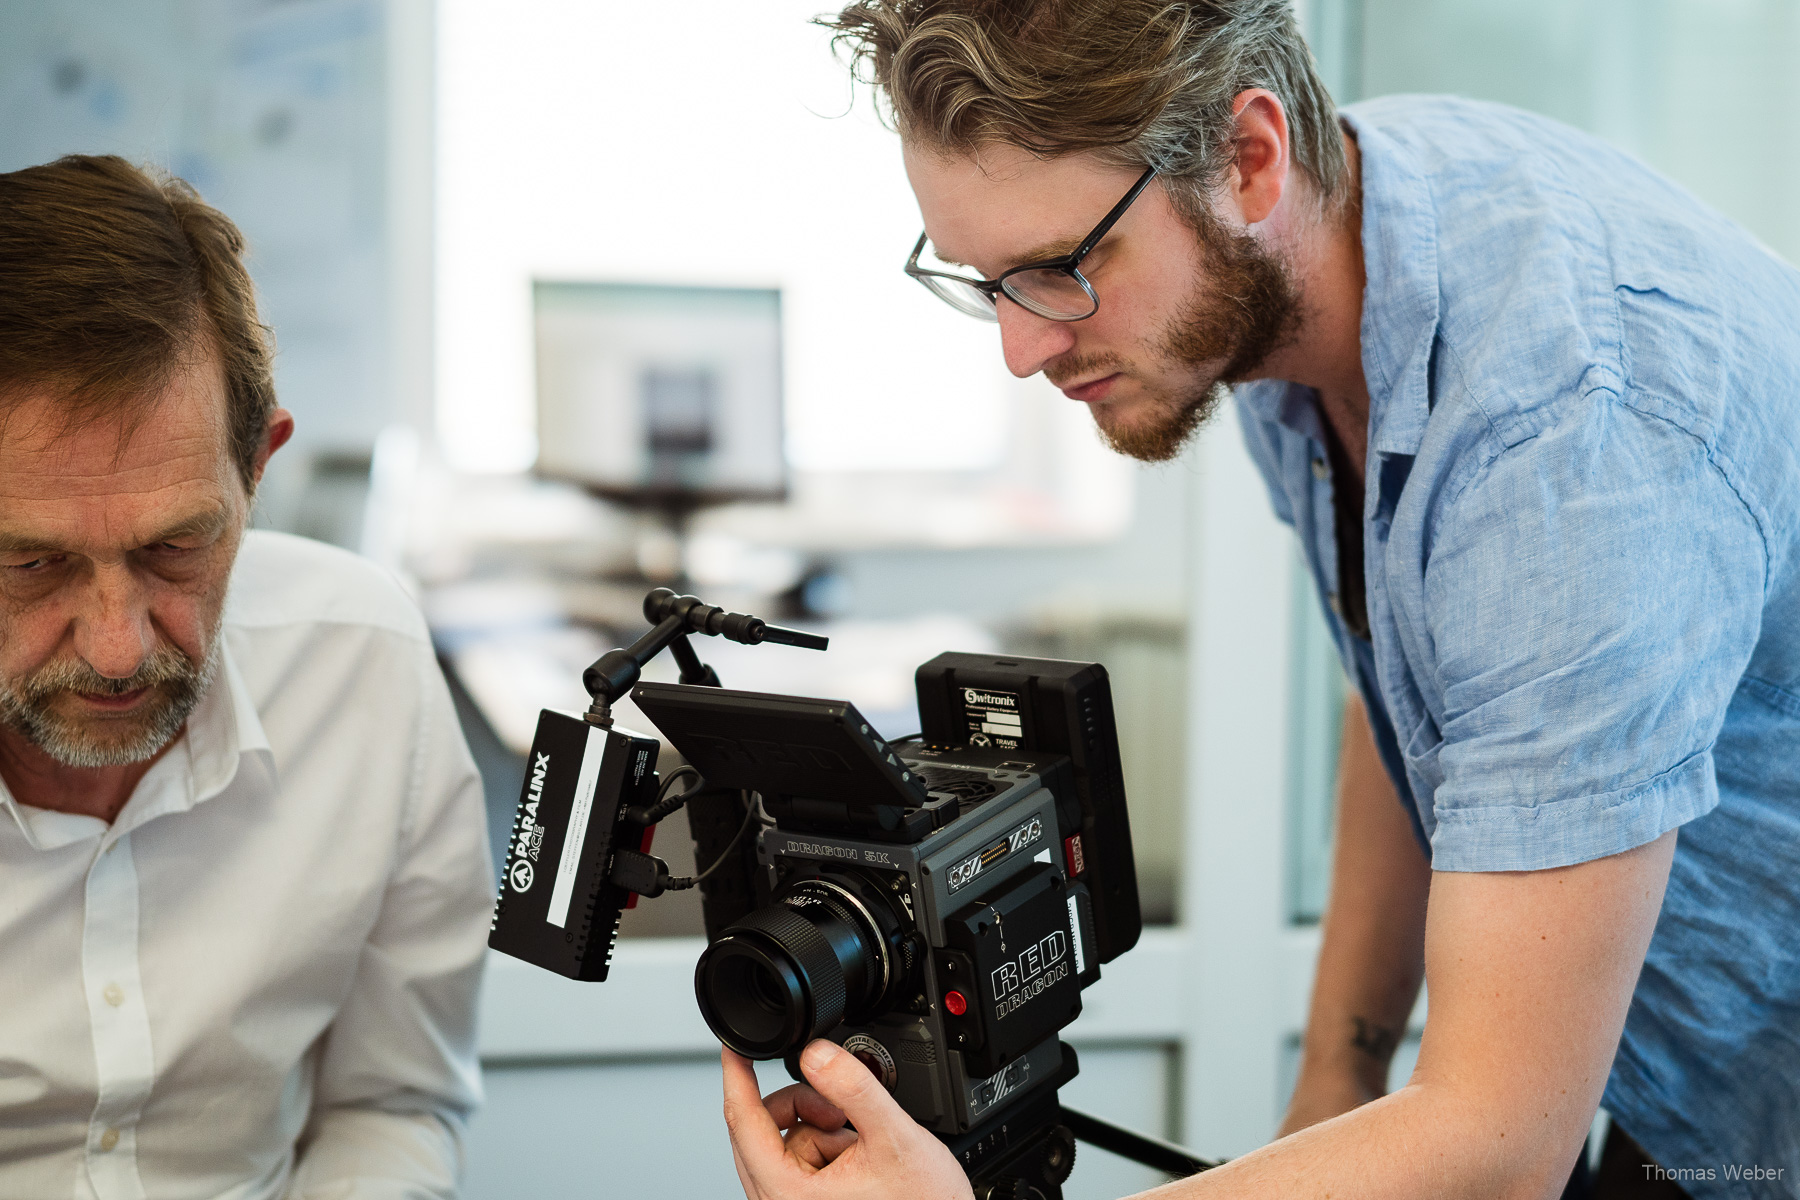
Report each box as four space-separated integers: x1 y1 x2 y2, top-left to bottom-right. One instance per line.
723 1040 975 1200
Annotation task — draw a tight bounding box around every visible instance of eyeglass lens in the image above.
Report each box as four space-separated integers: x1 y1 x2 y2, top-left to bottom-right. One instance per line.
1001 268 1098 321
920 274 1000 321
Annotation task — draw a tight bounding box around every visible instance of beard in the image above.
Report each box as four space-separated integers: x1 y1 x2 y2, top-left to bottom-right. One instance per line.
1067 203 1304 463
0 635 220 769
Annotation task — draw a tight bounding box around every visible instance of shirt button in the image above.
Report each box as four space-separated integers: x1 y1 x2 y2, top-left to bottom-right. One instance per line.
99 1128 120 1152
103 983 125 1007
1328 591 1343 615
1311 456 1329 480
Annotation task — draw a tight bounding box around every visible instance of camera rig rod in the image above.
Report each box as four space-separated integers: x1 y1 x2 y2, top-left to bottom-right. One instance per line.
1057 1106 1220 1178
581 588 828 727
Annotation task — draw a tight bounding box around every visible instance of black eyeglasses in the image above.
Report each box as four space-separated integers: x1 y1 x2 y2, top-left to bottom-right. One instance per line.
905 165 1160 322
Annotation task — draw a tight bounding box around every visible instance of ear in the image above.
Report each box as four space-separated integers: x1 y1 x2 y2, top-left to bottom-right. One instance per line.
251 407 296 488
1227 88 1292 226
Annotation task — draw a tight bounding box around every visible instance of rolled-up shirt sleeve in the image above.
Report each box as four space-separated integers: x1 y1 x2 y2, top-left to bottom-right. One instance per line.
1417 398 1766 871
287 647 494 1199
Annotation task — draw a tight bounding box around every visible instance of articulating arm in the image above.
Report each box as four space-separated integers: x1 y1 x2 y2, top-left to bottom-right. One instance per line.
581 587 828 727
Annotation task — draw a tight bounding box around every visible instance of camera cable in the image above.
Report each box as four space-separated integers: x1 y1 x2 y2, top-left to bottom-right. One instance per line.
624 764 704 827
664 790 760 890
611 787 760 897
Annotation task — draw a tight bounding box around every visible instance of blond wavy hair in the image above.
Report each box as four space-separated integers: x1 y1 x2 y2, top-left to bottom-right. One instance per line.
821 0 1347 208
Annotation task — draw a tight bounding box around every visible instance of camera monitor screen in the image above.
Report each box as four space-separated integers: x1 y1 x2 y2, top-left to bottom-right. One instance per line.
631 682 930 809
533 281 785 505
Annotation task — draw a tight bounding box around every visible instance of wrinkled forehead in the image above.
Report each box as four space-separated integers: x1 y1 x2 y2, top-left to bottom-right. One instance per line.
0 358 241 551
902 140 1146 274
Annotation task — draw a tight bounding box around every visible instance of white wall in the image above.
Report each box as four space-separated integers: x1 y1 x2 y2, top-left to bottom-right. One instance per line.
0 0 435 527
438 0 1046 476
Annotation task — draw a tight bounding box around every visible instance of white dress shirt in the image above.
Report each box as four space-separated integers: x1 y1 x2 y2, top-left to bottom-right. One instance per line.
0 531 494 1200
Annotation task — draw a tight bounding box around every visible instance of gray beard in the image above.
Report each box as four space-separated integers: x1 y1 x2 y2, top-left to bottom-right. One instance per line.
0 635 222 769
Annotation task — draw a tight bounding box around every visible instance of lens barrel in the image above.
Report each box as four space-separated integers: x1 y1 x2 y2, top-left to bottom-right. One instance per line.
696 878 894 1059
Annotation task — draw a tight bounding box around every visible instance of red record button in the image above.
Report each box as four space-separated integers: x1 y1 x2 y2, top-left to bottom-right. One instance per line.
943 989 969 1016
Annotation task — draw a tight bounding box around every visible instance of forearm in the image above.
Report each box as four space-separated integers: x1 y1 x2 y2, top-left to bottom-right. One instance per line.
1140 1077 1569 1200
1151 832 1675 1200
1288 696 1430 1114
289 661 488 1199
287 1107 462 1200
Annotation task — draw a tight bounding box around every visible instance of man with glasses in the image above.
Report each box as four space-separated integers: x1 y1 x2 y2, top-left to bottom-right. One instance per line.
720 3 1800 1200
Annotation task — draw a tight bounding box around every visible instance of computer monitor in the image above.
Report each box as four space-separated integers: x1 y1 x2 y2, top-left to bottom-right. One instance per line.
533 281 785 508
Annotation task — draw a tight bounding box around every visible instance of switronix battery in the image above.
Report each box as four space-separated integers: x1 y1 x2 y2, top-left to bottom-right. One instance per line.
489 709 658 981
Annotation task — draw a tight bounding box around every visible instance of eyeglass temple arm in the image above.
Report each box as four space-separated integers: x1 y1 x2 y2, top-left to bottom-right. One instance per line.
908 163 1157 285
1070 165 1160 261
907 231 928 269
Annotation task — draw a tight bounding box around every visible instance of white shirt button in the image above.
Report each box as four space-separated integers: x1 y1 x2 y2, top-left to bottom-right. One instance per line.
99 1128 120 1152
1312 456 1330 480
103 983 125 1007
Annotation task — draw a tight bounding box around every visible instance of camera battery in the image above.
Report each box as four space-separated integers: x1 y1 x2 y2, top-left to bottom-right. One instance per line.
488 709 659 981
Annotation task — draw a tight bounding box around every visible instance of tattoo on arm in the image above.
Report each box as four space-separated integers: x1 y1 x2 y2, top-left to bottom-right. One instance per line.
1349 1016 1399 1063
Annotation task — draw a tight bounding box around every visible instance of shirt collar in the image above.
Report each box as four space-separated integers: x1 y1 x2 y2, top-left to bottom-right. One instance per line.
1341 106 1442 460
0 636 275 853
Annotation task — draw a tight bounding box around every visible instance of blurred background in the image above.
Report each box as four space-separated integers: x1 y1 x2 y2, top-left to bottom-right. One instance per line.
2 0 1795 1195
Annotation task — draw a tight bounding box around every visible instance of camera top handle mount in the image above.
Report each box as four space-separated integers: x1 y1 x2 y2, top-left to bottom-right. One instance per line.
580 587 828 727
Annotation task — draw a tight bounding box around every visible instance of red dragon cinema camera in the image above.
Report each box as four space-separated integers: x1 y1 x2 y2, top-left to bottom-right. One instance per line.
487 589 1211 1198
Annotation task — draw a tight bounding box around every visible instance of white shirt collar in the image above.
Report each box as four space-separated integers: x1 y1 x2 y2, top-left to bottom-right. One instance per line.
0 638 276 853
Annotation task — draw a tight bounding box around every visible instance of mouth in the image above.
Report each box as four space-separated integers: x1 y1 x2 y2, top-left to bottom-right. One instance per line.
70 687 152 714
1058 373 1123 404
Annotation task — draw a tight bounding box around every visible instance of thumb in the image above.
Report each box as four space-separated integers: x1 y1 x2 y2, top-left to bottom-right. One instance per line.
798 1039 907 1137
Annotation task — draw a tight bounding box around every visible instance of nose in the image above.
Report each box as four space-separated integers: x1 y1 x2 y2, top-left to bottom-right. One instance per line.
73 562 156 681
997 301 1078 379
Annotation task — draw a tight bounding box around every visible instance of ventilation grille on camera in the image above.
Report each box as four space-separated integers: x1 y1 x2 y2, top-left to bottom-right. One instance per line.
896 1038 938 1065
914 765 1004 811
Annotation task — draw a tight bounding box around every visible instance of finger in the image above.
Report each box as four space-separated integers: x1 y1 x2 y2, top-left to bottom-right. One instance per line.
797 1039 911 1142
721 1047 791 1185
762 1081 848 1132
729 1142 758 1200
784 1122 860 1170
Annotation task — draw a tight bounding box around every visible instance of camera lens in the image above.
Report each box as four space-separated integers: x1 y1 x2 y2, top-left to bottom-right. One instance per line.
696 878 896 1059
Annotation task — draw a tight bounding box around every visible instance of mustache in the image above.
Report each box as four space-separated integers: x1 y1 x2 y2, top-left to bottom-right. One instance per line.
1044 353 1127 390
16 644 200 703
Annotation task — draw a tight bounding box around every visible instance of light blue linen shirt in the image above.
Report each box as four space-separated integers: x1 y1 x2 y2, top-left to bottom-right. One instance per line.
1237 96 1800 1191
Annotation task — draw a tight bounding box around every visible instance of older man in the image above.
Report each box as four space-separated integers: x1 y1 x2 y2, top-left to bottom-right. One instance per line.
0 156 492 1198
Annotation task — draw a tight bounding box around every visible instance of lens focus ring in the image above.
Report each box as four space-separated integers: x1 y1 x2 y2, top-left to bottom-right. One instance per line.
736 901 848 1031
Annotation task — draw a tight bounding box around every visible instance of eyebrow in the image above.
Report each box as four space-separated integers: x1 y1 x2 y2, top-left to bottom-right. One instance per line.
930 233 1100 276
142 508 232 545
0 506 231 556
1008 235 1087 266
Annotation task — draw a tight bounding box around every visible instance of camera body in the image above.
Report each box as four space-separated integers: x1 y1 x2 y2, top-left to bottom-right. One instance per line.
637 654 1139 1148
784 747 1097 1130
489 640 1141 1194
703 736 1094 1134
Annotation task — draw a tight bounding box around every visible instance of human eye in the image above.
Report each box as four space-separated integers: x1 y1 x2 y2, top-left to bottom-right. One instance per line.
142 525 223 558
138 533 222 578
139 540 208 573
2 553 65 573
